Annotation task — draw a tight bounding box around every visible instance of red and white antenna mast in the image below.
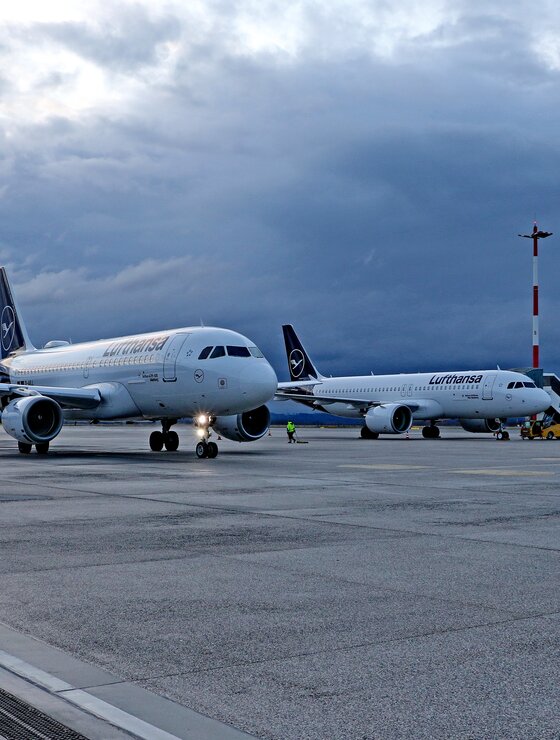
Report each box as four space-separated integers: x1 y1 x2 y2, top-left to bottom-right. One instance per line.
518 222 553 368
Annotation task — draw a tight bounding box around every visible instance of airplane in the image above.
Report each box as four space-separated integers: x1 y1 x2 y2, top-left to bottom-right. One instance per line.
275 325 551 440
0 267 277 456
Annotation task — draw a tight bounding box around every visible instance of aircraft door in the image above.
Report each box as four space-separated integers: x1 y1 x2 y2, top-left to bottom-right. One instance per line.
482 373 497 400
163 333 190 382
83 356 93 379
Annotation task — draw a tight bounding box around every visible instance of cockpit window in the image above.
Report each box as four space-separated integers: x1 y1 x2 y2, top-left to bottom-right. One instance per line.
249 346 264 358
209 346 225 359
227 346 251 357
508 381 536 389
198 346 213 360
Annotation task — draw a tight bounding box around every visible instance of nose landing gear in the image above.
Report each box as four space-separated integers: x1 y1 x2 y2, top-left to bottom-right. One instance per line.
195 440 218 458
149 420 180 452
194 415 219 458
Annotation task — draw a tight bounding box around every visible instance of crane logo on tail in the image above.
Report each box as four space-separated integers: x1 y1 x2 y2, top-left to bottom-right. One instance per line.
1 306 15 352
289 348 305 378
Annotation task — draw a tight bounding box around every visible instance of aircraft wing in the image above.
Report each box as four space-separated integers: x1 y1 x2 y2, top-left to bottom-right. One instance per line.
274 386 422 413
0 384 102 410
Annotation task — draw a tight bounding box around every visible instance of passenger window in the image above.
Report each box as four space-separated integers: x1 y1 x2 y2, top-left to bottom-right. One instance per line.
227 346 251 357
198 346 213 360
210 346 225 359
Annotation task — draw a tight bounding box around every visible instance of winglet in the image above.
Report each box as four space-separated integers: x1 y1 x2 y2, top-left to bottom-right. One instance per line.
282 324 324 381
0 267 34 359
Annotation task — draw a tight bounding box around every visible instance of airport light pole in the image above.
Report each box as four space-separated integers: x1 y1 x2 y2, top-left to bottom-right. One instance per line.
518 223 553 368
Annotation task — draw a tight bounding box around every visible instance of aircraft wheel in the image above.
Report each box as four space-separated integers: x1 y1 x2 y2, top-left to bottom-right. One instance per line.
496 431 503 440
149 431 164 451
502 431 510 440
196 441 208 458
360 426 379 440
18 442 32 454
547 432 555 440
207 442 218 458
164 431 179 451
35 442 49 454
422 425 440 439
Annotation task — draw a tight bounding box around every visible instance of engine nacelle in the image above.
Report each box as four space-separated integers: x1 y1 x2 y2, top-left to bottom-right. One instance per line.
459 418 501 434
2 396 64 445
213 405 270 442
365 404 412 434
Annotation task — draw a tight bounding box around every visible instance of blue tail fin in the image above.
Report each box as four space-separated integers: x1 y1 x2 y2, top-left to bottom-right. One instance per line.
0 268 32 359
282 324 323 381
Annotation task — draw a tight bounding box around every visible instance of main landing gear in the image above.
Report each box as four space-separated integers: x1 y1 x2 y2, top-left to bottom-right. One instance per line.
422 423 440 439
149 420 179 452
360 426 379 440
18 441 49 454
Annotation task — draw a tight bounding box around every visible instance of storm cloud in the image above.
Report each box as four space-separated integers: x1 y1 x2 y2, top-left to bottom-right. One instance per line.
1 1 560 378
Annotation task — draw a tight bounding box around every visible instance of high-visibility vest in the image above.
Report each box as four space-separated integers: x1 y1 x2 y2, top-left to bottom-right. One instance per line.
287 422 295 433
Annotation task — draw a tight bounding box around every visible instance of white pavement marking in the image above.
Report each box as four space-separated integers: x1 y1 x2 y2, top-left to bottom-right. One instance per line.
0 650 181 740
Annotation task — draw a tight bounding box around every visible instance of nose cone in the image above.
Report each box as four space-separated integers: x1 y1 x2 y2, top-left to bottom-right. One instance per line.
535 388 551 413
240 361 278 407
522 387 551 415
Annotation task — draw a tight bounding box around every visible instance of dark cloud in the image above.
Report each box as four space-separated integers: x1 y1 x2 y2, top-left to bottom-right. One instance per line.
1 3 560 380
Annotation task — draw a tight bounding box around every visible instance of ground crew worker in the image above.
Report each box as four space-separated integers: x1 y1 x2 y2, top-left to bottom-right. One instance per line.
286 420 296 443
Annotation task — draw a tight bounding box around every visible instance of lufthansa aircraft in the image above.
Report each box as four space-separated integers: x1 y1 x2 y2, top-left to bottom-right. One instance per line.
276 325 550 439
0 268 277 456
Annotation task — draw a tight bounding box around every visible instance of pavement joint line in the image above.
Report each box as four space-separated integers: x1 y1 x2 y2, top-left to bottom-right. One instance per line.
0 649 184 740
3 471 560 505
338 464 431 470
452 469 555 477
1 493 560 561
3 480 560 558
210 551 527 617
129 607 560 683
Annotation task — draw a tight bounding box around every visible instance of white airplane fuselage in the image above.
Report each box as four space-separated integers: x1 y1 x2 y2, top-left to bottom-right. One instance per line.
3 326 277 421
297 370 549 420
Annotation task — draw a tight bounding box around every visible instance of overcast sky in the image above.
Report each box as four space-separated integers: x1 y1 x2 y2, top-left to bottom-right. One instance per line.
1 1 560 378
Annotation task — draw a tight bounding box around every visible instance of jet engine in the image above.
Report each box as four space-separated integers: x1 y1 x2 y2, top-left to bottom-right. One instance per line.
2 396 64 445
365 404 412 434
213 405 270 442
459 418 501 434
